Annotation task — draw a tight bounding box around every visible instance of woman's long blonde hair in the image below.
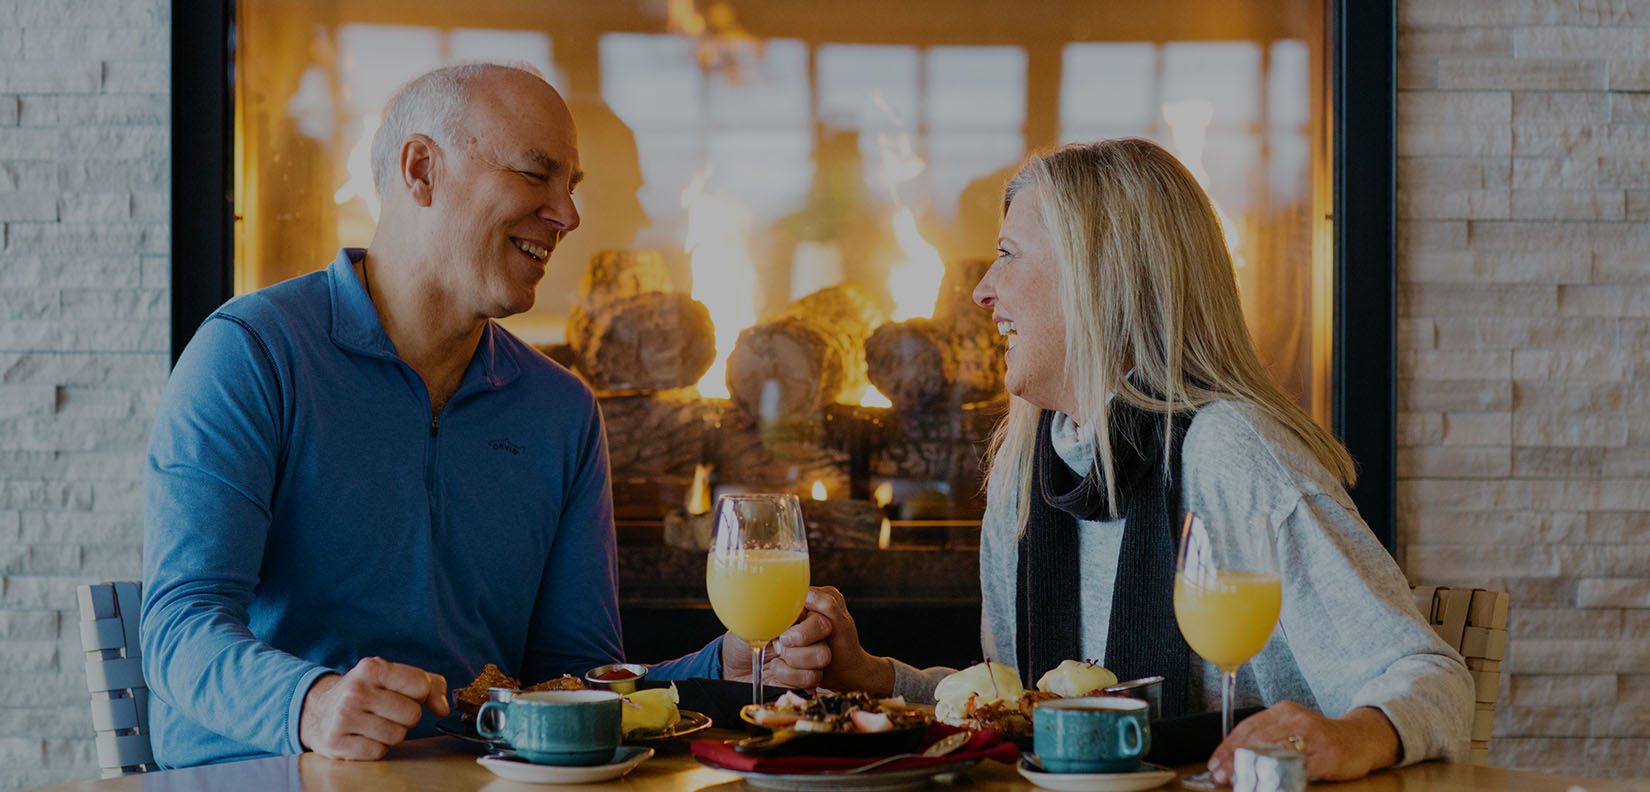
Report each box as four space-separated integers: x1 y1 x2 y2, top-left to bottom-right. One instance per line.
986 138 1356 532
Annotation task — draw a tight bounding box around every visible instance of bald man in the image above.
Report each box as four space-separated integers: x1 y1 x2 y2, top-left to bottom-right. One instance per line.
142 64 829 768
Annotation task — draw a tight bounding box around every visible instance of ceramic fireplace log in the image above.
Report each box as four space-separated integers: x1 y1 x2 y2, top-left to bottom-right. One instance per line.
567 250 716 391
568 291 717 390
871 397 1005 491
725 283 887 422
864 317 1002 412
598 387 711 477
706 401 852 501
863 258 1003 412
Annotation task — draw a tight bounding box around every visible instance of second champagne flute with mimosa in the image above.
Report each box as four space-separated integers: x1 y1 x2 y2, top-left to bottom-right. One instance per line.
706 493 810 707
1173 512 1281 789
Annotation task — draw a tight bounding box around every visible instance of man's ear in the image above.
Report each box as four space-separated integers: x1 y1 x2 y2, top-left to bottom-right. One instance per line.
400 134 438 207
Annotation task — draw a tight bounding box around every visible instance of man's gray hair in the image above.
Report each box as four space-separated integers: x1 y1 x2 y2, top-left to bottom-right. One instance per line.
370 61 547 195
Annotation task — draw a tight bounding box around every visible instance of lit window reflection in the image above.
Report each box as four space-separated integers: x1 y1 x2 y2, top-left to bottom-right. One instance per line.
235 4 1326 421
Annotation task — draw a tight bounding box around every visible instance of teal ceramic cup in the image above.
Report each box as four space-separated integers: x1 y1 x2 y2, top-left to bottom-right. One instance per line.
477 689 622 765
1033 696 1151 774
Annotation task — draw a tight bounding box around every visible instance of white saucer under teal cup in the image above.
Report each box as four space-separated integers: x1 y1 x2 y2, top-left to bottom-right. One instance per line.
477 689 622 765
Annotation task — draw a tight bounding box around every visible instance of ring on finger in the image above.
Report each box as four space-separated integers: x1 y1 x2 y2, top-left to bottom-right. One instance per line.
1284 734 1306 753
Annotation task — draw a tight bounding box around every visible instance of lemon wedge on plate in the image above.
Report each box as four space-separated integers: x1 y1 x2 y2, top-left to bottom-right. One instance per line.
621 683 680 736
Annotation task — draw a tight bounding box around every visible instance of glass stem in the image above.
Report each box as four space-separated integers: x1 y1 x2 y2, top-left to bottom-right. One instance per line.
1221 669 1237 737
752 643 766 705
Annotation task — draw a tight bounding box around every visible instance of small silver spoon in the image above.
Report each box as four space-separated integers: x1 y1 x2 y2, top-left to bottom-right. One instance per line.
840 731 971 775
1102 675 1165 695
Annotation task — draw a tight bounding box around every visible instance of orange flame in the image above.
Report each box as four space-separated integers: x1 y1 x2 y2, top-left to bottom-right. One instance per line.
872 482 893 508
810 480 827 501
681 166 759 398
666 0 707 36
687 464 713 515
870 92 944 323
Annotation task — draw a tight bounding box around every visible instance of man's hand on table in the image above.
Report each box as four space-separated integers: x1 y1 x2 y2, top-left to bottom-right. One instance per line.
1206 701 1400 784
300 656 449 760
720 588 837 689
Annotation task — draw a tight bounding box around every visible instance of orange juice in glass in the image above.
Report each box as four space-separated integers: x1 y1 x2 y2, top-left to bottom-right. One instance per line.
1173 513 1281 790
1173 569 1281 670
707 493 810 705
706 549 810 643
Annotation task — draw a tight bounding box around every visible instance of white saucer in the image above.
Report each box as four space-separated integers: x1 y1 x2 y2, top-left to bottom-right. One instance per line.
478 745 654 784
1017 757 1175 792
696 755 981 792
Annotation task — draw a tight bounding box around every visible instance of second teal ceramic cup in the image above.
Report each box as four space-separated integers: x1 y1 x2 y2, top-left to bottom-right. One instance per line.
477 689 622 765
1033 696 1151 774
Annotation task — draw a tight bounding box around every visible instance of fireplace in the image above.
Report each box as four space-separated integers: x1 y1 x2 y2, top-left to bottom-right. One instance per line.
173 0 1394 667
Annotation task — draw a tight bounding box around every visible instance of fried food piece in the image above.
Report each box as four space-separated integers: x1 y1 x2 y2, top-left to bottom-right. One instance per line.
455 667 590 717
523 674 587 693
455 663 521 717
961 689 1060 735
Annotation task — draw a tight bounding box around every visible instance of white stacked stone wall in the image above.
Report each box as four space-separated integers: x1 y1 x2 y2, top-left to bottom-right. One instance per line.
0 0 1646 786
0 1 170 787
1397 0 1650 779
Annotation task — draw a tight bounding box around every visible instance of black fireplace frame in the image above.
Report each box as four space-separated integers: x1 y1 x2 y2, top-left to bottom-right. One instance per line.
171 1 1396 552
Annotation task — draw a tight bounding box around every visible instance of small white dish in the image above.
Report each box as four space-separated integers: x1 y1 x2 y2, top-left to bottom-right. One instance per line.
1017 756 1175 792
478 745 654 784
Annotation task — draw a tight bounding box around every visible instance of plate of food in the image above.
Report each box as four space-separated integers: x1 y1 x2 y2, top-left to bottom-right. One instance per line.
440 664 710 747
932 660 1139 747
735 690 931 757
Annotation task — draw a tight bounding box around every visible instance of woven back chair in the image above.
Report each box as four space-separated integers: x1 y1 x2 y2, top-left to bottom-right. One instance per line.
1411 585 1509 766
77 581 157 777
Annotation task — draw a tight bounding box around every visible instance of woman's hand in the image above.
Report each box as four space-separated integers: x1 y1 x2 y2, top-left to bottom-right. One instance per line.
719 603 835 689
800 586 895 696
1206 702 1400 784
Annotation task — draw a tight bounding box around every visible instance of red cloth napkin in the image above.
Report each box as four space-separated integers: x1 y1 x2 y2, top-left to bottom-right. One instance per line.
691 723 1021 774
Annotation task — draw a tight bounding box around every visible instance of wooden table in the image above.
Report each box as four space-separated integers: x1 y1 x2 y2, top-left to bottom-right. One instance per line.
22 731 1648 792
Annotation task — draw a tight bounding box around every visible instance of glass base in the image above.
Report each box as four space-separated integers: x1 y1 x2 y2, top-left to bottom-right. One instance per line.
1179 770 1220 789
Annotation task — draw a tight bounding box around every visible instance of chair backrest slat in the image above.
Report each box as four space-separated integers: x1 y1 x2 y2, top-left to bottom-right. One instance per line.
89 695 141 732
77 582 155 775
1412 585 1508 767
79 618 126 653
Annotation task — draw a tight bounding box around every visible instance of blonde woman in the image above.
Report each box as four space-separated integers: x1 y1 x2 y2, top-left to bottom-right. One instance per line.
791 139 1472 782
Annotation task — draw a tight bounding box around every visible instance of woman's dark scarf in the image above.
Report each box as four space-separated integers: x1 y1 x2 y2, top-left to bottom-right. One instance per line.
1015 401 1196 717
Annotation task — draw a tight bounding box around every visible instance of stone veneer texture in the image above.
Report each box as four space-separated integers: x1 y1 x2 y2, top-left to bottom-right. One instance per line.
1 0 1647 786
0 0 170 787
1396 0 1650 779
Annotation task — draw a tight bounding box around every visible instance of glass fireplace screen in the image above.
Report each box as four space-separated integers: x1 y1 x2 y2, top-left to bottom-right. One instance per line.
233 0 1330 547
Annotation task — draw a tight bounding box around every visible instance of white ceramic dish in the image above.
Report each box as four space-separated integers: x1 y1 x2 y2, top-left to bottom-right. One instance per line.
1016 757 1175 792
695 756 981 792
477 745 654 784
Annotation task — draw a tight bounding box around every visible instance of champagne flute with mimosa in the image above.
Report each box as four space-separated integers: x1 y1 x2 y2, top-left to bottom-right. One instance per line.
707 493 810 706
1173 512 1281 789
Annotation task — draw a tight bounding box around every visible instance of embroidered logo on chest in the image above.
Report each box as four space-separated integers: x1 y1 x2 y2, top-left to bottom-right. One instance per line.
488 439 525 456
